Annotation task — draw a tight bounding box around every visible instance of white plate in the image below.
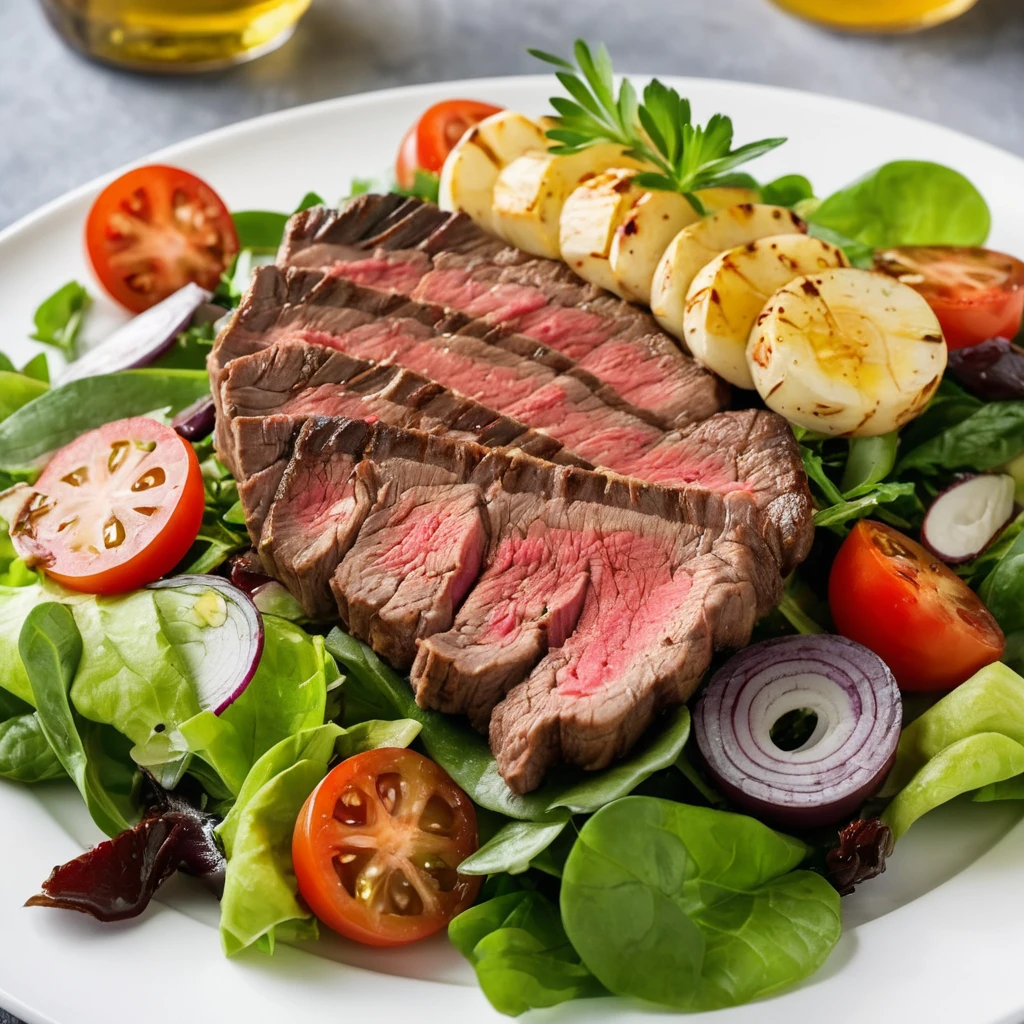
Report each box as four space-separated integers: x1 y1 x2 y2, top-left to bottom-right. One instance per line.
2 75 1024 1024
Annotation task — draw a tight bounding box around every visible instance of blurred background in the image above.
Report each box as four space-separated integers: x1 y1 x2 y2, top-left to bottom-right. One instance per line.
1 0 1022 231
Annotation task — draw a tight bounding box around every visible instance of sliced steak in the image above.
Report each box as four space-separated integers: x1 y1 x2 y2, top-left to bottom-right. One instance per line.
489 532 767 793
257 418 377 618
212 266 813 571
332 475 487 669
257 417 781 790
279 197 730 427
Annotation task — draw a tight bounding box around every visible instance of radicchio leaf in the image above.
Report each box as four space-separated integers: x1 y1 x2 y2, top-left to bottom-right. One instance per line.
825 818 894 896
25 783 224 922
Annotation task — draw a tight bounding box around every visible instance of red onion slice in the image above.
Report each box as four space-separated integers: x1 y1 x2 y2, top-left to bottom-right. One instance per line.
147 574 263 714
172 396 217 441
60 284 212 384
694 635 902 829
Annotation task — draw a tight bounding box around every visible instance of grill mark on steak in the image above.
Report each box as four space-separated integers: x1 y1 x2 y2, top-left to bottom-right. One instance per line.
258 416 782 791
279 197 730 428
211 266 813 571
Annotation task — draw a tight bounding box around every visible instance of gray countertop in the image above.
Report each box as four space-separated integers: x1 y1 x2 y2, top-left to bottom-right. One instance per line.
1 1 1023 1022
2 0 1024 232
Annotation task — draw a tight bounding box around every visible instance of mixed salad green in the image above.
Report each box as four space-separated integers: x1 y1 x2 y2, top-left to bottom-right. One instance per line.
4 39 1024 1018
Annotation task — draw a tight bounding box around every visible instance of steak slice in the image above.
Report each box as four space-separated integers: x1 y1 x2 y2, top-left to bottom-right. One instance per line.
279 196 730 428
257 417 781 790
212 267 813 571
332 476 487 669
489 532 766 793
257 418 377 618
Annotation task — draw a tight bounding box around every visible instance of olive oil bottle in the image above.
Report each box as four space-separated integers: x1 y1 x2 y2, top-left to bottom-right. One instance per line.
771 0 979 32
41 0 312 72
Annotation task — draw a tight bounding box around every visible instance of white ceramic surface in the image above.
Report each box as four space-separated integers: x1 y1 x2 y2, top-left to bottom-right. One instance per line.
1 76 1023 1024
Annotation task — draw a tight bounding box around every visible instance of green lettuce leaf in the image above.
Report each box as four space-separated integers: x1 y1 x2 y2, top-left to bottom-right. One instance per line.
560 797 841 1011
459 819 571 877
883 733 1024 840
450 891 606 1017
879 662 1024 838
217 716 421 955
882 661 1024 794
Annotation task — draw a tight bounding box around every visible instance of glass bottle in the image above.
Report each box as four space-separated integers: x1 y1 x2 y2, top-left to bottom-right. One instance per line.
40 0 312 73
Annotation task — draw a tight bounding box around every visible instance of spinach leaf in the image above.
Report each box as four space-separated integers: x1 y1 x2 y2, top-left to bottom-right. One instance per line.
841 432 899 494
232 192 329 254
0 371 48 424
560 797 841 1011
450 891 605 1016
19 602 138 835
0 712 65 782
327 628 691 822
804 222 875 269
396 169 441 205
979 530 1024 669
760 173 813 208
459 818 571 876
0 688 63 782
813 481 917 530
898 401 1024 475
883 733 1024 840
20 353 50 384
811 160 990 248
232 212 290 254
294 191 326 212
30 281 92 355
0 369 210 473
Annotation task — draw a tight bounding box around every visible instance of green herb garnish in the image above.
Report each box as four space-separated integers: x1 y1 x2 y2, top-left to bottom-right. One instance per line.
530 40 785 212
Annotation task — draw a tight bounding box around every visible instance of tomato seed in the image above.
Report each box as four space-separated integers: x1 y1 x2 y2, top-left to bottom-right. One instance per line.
132 466 165 491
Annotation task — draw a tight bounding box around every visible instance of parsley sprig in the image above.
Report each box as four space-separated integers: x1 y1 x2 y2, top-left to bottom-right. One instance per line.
529 40 786 212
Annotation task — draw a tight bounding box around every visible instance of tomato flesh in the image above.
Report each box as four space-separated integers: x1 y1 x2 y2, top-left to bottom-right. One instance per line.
395 99 504 189
829 520 1005 691
11 417 204 594
292 747 481 947
875 246 1024 350
86 165 239 313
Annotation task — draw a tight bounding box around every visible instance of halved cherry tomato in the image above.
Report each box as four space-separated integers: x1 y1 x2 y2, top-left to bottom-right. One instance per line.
292 747 481 947
829 520 1005 691
875 246 1024 350
85 165 239 313
395 99 504 190
11 417 204 594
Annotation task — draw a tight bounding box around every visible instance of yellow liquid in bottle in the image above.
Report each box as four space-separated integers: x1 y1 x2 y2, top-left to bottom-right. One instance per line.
41 0 312 71
771 0 979 32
